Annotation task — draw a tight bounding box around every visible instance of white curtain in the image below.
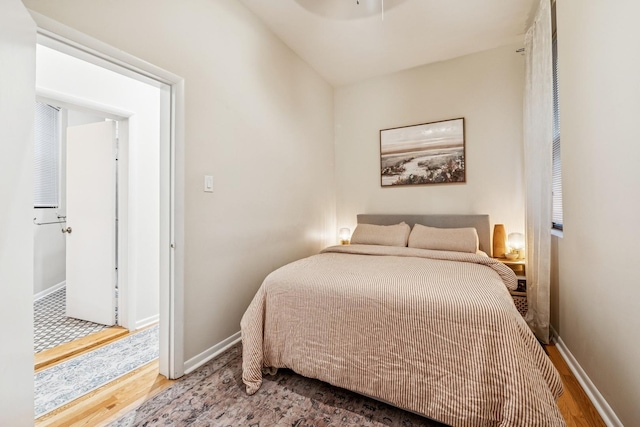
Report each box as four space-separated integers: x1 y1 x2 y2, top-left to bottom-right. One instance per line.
523 0 553 344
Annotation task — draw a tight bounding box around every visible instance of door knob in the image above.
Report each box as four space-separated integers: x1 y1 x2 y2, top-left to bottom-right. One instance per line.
62 227 72 234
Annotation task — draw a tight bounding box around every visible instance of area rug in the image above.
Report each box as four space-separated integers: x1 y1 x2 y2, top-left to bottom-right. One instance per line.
110 342 445 426
35 325 159 418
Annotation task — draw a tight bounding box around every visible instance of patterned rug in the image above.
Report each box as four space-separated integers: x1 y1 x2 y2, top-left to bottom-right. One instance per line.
35 325 159 418
34 287 109 353
111 343 446 426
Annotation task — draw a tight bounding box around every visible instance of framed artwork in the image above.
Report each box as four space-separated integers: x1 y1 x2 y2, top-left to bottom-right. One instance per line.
380 117 465 186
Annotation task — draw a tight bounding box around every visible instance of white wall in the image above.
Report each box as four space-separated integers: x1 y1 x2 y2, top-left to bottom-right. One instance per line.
23 0 336 361
33 108 67 297
0 1 36 424
36 45 162 328
335 44 526 244
33 207 66 295
553 1 640 425
67 109 106 127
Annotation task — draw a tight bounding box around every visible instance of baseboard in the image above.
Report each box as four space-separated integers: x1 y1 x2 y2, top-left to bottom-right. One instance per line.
183 331 241 375
550 327 623 427
34 281 66 301
135 314 159 330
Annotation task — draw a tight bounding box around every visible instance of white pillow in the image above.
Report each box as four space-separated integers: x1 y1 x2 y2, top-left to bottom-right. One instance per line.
350 222 411 247
408 224 479 253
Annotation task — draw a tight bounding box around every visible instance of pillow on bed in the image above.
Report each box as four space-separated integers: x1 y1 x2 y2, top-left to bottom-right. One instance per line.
408 223 479 253
350 222 411 247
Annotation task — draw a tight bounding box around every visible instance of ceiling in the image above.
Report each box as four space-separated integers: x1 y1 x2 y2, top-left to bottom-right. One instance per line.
239 0 537 86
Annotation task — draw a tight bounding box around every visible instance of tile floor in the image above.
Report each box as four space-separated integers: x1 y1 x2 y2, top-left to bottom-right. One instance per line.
34 287 109 353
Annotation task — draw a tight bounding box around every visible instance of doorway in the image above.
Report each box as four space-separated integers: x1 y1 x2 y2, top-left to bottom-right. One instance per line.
32 43 168 418
29 21 187 380
33 106 120 355
0 3 186 424
34 42 165 332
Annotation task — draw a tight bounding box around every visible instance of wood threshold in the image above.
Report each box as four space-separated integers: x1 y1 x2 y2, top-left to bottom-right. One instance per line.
35 327 129 372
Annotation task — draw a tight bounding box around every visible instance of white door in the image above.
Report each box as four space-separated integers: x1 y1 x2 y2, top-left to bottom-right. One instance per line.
66 121 117 326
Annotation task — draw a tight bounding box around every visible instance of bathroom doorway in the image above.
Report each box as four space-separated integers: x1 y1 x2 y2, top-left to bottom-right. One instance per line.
33 42 167 419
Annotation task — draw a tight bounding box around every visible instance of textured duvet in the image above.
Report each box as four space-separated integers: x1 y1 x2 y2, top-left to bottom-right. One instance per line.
241 245 565 426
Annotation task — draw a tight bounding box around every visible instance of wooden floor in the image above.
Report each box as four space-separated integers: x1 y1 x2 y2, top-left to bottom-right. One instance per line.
35 337 605 426
35 326 174 427
547 343 607 427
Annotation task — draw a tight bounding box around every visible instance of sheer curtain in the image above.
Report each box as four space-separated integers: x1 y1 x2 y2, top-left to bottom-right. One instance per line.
523 0 553 343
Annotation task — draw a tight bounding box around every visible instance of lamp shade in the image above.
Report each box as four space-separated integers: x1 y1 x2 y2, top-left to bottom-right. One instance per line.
339 228 351 245
508 232 525 250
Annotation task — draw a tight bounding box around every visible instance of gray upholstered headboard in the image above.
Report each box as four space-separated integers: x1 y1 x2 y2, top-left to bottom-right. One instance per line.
357 214 492 256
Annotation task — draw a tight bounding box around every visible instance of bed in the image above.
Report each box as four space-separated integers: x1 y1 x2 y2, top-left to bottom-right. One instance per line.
241 214 565 426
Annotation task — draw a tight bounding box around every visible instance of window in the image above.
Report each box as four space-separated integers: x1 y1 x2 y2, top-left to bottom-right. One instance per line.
34 102 61 208
551 1 563 230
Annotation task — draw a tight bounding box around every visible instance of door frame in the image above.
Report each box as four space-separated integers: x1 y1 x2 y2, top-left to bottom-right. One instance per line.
31 11 186 379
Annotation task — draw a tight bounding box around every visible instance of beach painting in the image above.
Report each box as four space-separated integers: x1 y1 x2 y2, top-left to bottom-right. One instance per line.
380 118 465 186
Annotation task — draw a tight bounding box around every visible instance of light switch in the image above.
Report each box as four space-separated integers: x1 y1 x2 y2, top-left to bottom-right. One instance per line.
204 175 213 192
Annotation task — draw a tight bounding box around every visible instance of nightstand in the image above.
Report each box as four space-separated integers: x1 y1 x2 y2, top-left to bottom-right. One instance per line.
495 258 527 316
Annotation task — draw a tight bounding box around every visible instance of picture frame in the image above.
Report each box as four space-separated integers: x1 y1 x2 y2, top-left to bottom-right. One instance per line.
380 117 465 186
